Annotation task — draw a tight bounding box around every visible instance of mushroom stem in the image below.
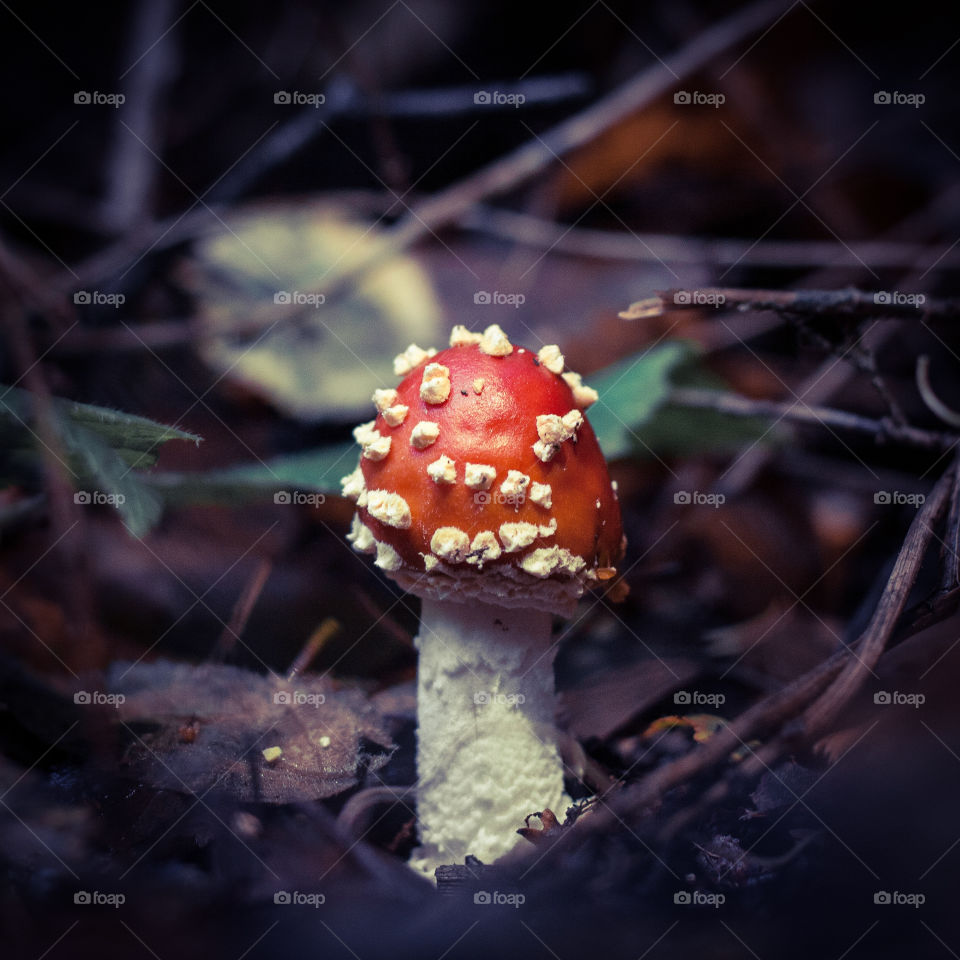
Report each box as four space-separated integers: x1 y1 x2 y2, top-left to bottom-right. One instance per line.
410 597 569 876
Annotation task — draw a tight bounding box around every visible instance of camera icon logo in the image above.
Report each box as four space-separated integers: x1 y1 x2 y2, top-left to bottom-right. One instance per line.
274 891 291 904
274 491 291 504
673 291 692 304
674 91 691 105
474 91 491 104
874 491 891 504
74 891 91 904
673 691 691 705
473 891 491 904
874 291 891 304
74 291 91 305
74 92 91 104
674 491 691 504
474 491 492 505
474 691 490 704
874 691 891 705
874 91 891 104
874 891 891 904
474 291 491 304
74 491 91 504
274 291 292 304
73 691 92 704
673 892 691 904
274 691 292 705
274 92 291 104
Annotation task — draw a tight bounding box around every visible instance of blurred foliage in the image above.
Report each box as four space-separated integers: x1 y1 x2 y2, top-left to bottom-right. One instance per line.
0 385 200 537
183 204 443 419
586 341 775 460
147 442 358 506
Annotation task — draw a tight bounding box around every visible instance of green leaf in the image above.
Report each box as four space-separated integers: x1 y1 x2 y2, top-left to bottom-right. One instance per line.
0 386 199 466
587 341 694 460
586 341 779 460
146 443 358 507
0 385 201 536
60 421 163 537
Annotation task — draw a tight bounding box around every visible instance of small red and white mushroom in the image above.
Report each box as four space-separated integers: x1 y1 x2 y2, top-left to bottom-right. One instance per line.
341 324 624 875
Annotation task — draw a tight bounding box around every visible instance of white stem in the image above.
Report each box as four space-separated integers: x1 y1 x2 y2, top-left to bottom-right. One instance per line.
410 597 568 876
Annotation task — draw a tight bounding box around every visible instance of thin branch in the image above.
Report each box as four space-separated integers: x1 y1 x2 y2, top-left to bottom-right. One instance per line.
464 206 960 270
198 0 797 336
801 455 956 737
575 460 957 838
669 386 956 451
100 0 177 233
621 286 959 322
917 355 960 428
210 558 274 662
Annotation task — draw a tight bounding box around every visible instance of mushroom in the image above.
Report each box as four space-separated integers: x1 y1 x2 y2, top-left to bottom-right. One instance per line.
341 325 624 875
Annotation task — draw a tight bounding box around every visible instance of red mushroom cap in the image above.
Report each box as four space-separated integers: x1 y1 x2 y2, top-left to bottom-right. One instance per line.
342 326 624 613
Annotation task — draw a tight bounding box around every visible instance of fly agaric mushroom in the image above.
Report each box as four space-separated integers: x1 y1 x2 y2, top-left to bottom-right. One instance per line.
341 324 624 874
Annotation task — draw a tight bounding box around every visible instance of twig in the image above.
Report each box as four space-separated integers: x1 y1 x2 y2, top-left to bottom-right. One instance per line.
210 558 273 662
199 0 797 337
620 286 958 321
690 182 960 498
383 0 795 264
100 0 177 233
581 459 957 838
668 386 956 451
52 320 195 354
0 305 98 672
286 617 340 682
462 207 960 270
801 456 956 738
940 470 960 591
596 646 849 825
916 355 960 428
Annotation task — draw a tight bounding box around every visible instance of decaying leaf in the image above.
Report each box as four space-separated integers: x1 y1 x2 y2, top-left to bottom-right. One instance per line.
643 713 726 743
558 656 700 742
108 660 394 803
182 204 443 419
